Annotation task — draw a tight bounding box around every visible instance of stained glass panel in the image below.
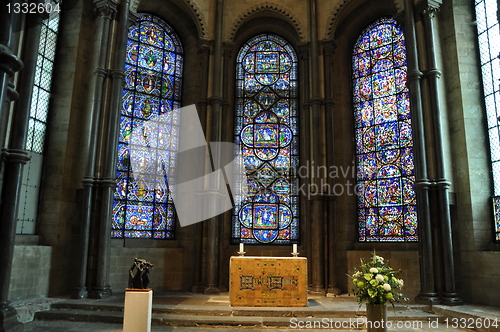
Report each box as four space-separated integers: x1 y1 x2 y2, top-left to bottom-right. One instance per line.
232 34 299 244
112 14 182 239
475 0 500 241
353 18 418 242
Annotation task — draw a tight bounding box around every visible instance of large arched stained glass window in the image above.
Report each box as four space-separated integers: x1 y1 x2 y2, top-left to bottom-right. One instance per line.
232 34 299 245
112 14 183 239
353 18 418 242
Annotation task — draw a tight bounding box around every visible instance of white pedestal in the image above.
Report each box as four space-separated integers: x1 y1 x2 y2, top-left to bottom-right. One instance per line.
123 289 153 332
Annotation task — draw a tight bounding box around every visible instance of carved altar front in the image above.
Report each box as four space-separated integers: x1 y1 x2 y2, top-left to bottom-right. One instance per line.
229 256 308 307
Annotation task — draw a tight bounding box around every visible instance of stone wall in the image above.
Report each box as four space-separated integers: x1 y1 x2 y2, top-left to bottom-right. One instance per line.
109 246 185 292
347 251 420 303
8 245 52 301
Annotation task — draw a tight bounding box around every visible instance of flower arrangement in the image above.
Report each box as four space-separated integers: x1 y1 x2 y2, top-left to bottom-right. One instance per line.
348 252 408 306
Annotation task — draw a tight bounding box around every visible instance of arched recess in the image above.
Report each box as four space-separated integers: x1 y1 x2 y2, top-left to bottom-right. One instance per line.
229 5 304 45
135 0 207 40
324 0 400 41
225 13 304 246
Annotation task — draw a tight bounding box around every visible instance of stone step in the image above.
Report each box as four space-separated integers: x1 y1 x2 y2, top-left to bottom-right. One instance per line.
34 308 440 329
48 301 430 318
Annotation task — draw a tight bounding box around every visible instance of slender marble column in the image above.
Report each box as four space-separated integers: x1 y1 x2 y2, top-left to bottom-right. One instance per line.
203 0 224 296
73 0 116 299
191 39 211 293
403 0 439 304
308 0 326 296
322 40 340 296
0 7 45 331
91 0 130 299
418 0 462 305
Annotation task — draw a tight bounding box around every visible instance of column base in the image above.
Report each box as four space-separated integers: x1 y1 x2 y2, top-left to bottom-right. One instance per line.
191 284 204 294
89 286 112 299
71 287 88 299
203 286 220 295
415 293 441 305
308 287 326 296
326 288 341 297
0 305 23 332
441 293 463 306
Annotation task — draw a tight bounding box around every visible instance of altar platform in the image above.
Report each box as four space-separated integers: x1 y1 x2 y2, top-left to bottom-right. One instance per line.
15 291 500 331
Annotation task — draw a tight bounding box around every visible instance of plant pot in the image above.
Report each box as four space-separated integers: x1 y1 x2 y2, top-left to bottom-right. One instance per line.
366 303 388 332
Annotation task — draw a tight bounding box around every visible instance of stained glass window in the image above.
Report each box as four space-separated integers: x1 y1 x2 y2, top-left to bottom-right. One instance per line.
475 0 500 241
232 34 299 245
353 18 418 242
112 14 183 239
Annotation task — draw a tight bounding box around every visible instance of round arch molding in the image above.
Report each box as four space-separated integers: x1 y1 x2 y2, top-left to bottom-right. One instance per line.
132 0 208 40
228 2 305 43
323 0 403 40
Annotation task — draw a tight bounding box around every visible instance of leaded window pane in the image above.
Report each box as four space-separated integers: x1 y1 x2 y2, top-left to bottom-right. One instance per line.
232 34 299 244
353 18 418 242
475 0 500 241
112 14 182 239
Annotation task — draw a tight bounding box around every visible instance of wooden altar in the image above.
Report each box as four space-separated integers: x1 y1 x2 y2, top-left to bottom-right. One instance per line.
229 256 308 307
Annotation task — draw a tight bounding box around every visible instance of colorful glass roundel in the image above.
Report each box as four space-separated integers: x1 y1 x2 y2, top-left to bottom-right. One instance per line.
232 34 299 244
112 14 183 239
353 18 418 242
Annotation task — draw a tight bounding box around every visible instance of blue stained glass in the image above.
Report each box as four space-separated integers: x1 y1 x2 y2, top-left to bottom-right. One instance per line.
112 14 183 239
353 18 418 242
233 34 299 245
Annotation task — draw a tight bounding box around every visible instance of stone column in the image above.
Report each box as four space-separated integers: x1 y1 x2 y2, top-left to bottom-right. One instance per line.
418 0 462 305
308 0 326 296
0 6 45 331
91 0 130 299
322 39 340 296
73 0 116 299
191 39 211 293
203 0 224 296
403 0 439 304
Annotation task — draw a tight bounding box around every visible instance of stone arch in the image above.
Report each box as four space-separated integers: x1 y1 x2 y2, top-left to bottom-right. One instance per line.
132 0 208 39
228 2 305 42
323 0 402 40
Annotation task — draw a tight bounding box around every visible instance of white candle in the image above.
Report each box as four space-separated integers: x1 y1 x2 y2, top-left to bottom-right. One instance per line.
293 243 297 254
240 243 244 253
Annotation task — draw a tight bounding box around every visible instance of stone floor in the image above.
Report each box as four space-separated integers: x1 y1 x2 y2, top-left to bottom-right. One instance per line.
14 292 500 331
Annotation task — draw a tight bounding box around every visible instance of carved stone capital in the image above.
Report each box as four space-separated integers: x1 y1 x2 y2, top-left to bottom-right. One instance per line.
322 39 337 56
94 0 117 19
417 0 442 19
223 42 235 59
197 39 212 55
298 42 310 60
